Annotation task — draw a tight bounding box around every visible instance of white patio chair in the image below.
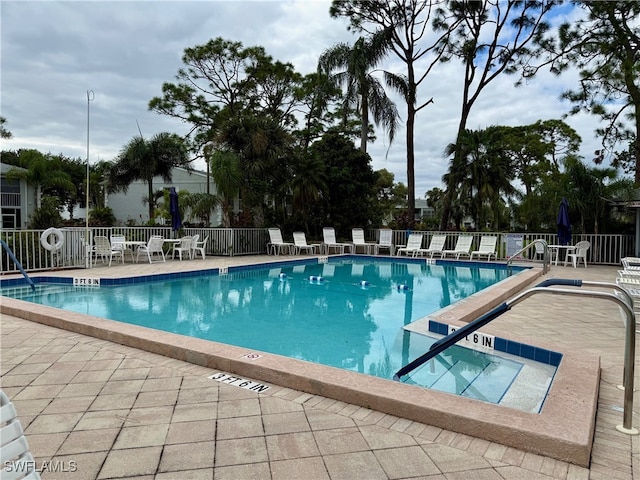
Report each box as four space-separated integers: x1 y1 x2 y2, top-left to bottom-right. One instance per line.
1 390 41 480
268 228 295 255
565 240 590 268
470 236 498 261
396 233 423 257
136 235 166 263
192 235 208 259
442 235 473 260
172 236 193 260
93 235 123 267
293 232 319 255
533 240 545 261
110 234 134 262
351 228 373 254
375 229 394 256
322 227 352 254
417 234 447 258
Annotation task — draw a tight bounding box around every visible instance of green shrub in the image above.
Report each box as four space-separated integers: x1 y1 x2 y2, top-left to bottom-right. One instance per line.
89 207 116 226
27 196 63 229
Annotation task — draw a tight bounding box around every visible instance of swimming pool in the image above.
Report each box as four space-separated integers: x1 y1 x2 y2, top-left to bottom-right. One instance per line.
0 257 557 411
0 256 602 465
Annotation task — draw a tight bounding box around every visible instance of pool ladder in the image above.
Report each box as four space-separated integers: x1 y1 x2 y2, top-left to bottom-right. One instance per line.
0 239 35 290
393 278 638 436
506 239 550 274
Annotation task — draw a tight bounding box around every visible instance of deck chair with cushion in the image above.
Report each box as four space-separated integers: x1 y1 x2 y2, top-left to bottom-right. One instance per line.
351 228 374 254
293 232 320 255
565 240 590 268
94 235 124 266
1 389 41 480
396 233 424 257
470 236 498 261
375 228 394 256
137 235 166 263
442 235 473 260
622 257 640 271
322 227 353 254
417 234 447 258
268 228 295 255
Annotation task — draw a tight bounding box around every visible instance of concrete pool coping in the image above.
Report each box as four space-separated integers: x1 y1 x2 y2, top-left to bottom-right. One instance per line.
0 260 600 466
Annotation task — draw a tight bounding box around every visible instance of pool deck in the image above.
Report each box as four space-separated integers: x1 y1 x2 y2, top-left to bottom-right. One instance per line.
1 255 638 479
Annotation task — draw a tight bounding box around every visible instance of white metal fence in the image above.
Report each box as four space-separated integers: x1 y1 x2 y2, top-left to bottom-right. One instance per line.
0 227 634 274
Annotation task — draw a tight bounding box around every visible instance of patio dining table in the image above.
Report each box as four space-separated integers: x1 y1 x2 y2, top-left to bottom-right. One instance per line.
547 244 576 266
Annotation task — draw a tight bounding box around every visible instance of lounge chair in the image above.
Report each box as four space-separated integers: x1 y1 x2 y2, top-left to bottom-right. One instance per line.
622 257 640 271
375 228 394 256
1 389 41 480
322 227 352 254
442 235 473 260
396 233 424 257
93 236 124 266
293 232 320 255
192 235 208 259
172 236 193 260
137 235 166 263
417 234 447 258
351 228 374 254
470 236 498 261
565 240 590 268
268 228 295 255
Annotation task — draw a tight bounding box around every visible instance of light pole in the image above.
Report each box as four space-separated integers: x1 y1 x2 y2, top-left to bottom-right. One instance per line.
85 90 94 268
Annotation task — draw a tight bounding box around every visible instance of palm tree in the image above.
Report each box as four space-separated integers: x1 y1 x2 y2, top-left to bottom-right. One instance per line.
183 192 221 226
444 128 515 230
289 153 327 232
318 32 400 153
6 149 76 208
208 149 242 227
0 116 12 139
108 132 191 221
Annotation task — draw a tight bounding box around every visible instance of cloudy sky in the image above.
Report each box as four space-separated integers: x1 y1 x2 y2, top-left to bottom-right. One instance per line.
2 0 606 197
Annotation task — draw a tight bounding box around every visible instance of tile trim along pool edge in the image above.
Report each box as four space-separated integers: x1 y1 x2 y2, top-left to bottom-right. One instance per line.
0 259 600 467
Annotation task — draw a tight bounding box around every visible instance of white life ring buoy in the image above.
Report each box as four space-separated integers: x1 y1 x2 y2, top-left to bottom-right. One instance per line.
40 228 65 252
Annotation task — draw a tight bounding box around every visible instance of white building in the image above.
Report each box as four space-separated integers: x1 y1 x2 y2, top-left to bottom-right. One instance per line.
105 167 235 226
1 163 35 229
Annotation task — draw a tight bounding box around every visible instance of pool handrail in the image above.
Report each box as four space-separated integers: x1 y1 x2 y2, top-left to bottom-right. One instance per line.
393 278 637 435
0 239 35 290
506 239 550 274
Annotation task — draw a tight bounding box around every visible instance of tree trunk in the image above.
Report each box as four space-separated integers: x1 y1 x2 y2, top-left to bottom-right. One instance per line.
406 106 416 227
148 180 154 221
360 94 369 153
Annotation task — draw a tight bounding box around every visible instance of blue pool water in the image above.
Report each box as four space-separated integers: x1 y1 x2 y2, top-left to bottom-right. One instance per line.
1 258 555 408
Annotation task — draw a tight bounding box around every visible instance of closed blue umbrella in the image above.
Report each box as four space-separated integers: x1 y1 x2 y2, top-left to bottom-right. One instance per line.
557 197 571 246
169 187 181 233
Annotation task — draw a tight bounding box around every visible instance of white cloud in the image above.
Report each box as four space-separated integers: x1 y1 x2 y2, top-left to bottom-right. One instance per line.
0 0 615 198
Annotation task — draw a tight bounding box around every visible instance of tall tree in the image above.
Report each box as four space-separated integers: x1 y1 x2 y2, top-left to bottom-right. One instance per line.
208 149 242 227
0 116 12 139
536 1 640 183
437 0 559 229
310 132 378 236
318 32 400 153
108 133 191 221
330 0 461 225
443 127 516 230
289 152 327 234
